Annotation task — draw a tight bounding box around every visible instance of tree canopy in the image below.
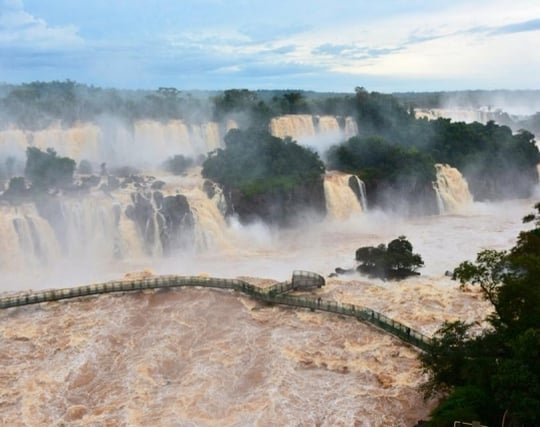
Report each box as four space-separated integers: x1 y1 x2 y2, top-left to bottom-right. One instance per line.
24 147 76 191
421 202 540 426
202 128 325 196
355 236 424 279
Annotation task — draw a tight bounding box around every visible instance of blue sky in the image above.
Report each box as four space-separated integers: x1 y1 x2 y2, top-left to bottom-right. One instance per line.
1 0 539 92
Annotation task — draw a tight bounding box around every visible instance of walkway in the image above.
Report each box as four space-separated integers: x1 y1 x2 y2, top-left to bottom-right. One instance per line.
0 273 432 351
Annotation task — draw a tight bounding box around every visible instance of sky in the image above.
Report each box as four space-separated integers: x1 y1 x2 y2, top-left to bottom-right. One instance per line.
1 0 539 93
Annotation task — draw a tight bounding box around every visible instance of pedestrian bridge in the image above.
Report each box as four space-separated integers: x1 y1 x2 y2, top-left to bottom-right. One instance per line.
0 271 432 351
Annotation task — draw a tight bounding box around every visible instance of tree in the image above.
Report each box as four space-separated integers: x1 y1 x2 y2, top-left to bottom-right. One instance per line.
24 147 76 190
355 236 424 279
2 176 28 198
162 154 194 175
421 202 540 426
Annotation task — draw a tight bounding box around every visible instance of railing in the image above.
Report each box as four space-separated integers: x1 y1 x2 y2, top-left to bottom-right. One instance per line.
0 274 432 351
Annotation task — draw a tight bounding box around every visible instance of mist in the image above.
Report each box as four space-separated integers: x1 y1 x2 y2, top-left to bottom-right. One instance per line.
0 86 537 292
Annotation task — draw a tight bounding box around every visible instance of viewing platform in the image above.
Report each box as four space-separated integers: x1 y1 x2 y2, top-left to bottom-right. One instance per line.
0 271 432 352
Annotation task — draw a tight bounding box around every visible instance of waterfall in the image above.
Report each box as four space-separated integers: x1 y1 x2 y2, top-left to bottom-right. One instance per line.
323 172 366 220
269 114 359 155
269 115 316 140
0 120 227 168
140 170 229 252
344 117 359 138
433 164 473 214
316 116 340 133
0 204 61 270
349 175 368 211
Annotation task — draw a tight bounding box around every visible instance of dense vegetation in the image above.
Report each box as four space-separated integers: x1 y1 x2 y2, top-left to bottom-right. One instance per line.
202 128 326 224
420 203 540 426
2 147 77 198
327 135 437 213
328 87 540 203
355 236 424 279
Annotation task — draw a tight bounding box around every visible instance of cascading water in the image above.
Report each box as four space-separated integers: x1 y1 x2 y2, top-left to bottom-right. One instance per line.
433 163 473 214
269 114 358 143
344 116 359 137
316 116 340 133
323 172 366 220
269 115 316 140
0 120 227 168
0 204 61 270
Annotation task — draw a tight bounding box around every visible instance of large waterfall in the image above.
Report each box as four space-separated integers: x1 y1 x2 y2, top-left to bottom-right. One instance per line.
0 120 226 167
323 172 367 220
433 164 473 214
0 170 231 273
269 115 358 148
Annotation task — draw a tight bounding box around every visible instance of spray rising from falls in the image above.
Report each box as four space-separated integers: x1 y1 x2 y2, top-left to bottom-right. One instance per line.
433 164 473 214
323 172 367 220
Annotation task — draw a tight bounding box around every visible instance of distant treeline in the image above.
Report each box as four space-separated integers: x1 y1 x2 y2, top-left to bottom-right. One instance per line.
0 80 354 130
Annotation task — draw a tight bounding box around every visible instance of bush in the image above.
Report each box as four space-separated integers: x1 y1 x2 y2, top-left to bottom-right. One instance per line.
24 147 75 190
163 155 193 175
355 236 424 279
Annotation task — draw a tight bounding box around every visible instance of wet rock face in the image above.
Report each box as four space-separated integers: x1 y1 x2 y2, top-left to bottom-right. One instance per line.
126 190 194 254
160 194 194 253
225 177 327 227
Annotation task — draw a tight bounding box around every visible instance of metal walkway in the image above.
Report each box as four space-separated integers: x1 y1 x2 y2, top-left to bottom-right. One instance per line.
0 272 432 351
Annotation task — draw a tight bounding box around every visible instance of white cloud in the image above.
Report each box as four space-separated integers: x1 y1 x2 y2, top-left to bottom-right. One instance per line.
1 0 539 90
0 0 82 48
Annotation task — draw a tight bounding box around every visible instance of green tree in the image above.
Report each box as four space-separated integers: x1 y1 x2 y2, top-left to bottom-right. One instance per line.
421 202 540 426
24 147 76 190
202 128 325 195
162 154 194 175
355 236 424 279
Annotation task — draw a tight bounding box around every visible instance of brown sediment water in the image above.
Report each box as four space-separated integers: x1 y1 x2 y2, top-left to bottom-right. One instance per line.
0 273 492 426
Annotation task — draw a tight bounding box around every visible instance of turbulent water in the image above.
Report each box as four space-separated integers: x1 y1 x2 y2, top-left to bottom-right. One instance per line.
1 194 535 426
0 119 537 426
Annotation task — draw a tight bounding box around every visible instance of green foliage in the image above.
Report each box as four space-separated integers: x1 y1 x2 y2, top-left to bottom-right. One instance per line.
353 87 416 143
202 128 325 196
343 87 540 202
162 155 194 175
428 120 540 199
355 236 424 279
426 386 490 427
422 203 540 426
24 147 76 190
327 136 435 182
326 135 437 213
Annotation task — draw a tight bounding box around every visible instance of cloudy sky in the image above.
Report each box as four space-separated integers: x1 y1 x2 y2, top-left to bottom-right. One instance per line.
1 0 539 92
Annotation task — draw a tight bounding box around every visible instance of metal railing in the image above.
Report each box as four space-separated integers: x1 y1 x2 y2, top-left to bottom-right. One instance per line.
0 273 432 351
